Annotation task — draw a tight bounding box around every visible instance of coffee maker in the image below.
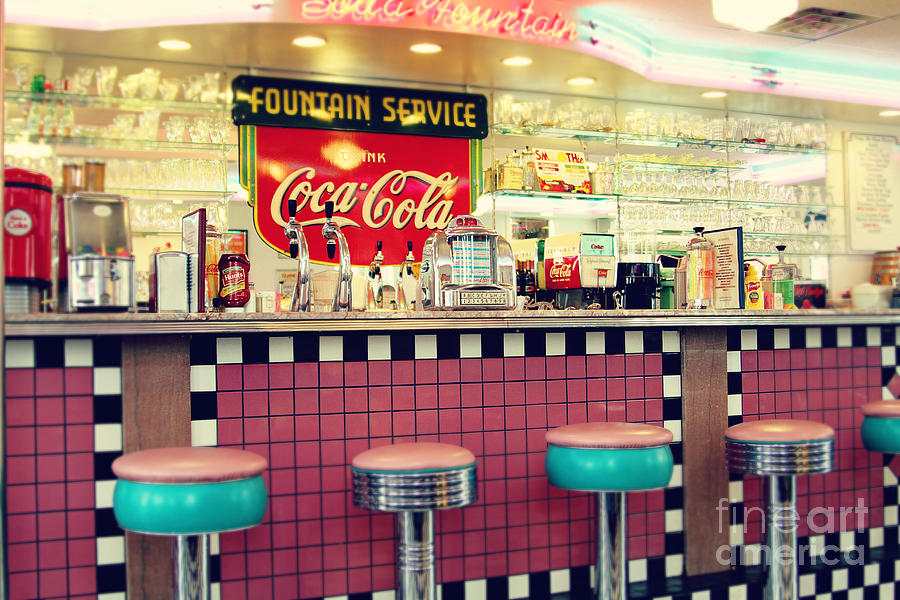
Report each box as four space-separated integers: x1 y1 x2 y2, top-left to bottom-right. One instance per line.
66 192 135 311
539 233 618 308
4 167 54 313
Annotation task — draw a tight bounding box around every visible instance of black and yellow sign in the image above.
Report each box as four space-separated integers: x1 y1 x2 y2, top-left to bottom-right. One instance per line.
231 75 488 140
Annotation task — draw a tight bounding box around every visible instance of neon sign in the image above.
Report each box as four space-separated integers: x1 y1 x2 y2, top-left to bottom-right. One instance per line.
299 0 579 44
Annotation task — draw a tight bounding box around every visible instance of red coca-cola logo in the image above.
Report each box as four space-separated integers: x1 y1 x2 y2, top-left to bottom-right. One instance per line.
248 126 472 266
549 262 573 279
4 209 32 237
590 244 605 250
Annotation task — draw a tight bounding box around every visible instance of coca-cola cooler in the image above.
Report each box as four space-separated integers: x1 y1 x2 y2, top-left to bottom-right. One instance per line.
4 167 53 313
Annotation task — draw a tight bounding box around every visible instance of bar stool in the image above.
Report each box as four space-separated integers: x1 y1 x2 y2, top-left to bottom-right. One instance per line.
545 422 674 600
724 419 834 600
351 442 477 600
860 401 900 453
112 447 268 600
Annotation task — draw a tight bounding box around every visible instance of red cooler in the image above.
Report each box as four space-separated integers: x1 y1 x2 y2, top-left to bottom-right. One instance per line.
4 166 53 313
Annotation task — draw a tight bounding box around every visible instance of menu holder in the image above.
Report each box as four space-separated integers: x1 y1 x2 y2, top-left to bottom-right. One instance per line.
181 208 207 313
705 226 745 309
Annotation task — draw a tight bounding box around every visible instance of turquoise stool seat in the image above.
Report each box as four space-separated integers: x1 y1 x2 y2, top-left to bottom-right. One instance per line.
112 447 268 599
545 422 674 600
861 401 900 454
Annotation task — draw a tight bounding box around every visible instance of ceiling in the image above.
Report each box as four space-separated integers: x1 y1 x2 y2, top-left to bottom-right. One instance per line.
4 1 900 123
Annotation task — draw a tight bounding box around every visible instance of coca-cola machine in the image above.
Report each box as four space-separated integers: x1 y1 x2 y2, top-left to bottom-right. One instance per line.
539 233 618 309
4 167 54 313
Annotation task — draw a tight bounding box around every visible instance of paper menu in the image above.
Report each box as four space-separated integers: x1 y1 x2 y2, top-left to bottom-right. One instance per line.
533 148 591 194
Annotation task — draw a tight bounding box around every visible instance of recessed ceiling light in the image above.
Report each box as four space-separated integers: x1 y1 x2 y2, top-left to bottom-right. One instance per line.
502 56 532 67
879 109 900 117
158 39 191 51
410 42 442 54
567 76 596 86
292 35 326 48
701 90 728 99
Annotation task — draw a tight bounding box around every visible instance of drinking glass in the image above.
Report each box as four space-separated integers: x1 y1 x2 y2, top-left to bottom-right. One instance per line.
139 68 161 99
163 116 187 142
108 114 136 138
188 117 211 143
209 117 232 144
182 75 203 102
136 109 160 140
160 78 181 101
200 72 221 103
11 64 33 90
779 121 793 146
118 73 140 98
96 65 118 97
68 67 95 94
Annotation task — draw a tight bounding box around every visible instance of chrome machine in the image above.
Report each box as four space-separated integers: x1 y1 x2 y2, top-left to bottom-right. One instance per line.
418 215 516 310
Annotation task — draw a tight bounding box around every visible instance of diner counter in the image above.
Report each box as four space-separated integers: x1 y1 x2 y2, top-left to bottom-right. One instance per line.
6 308 900 336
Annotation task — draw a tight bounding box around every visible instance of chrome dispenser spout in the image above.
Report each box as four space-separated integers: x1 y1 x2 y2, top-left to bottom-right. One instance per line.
322 201 352 312
283 198 312 312
396 241 415 310
366 241 384 310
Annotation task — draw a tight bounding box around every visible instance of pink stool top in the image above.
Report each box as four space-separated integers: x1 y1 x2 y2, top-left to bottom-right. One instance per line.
545 422 673 449
112 447 267 483
725 419 834 443
352 442 476 472
861 401 900 417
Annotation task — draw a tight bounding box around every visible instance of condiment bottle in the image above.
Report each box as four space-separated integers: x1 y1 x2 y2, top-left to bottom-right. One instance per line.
684 227 714 309
744 261 763 309
763 245 797 309
205 224 224 311
219 253 251 308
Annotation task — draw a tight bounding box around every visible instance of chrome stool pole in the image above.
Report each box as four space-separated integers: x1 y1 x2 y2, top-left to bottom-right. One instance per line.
595 491 626 600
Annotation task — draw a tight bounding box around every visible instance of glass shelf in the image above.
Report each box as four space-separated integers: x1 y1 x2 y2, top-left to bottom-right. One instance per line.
475 190 617 216
617 194 843 209
3 132 235 154
484 188 617 202
5 89 229 114
109 188 234 201
491 123 827 155
617 160 745 173
619 230 846 255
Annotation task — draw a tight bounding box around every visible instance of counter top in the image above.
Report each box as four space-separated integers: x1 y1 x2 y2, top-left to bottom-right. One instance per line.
6 309 900 336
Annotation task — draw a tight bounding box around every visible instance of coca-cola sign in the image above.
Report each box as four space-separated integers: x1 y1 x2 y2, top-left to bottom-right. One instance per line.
545 256 581 289
241 125 475 265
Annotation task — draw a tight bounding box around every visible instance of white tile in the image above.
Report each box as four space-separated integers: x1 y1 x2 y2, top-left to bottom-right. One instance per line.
885 505 898 526
728 584 748 600
191 420 218 447
97 535 125 564
268 337 293 362
667 464 683 487
662 330 679 353
773 328 790 349
586 331 605 354
691 591 710 600
870 526 884 548
664 553 683 577
885 388 897 400
879 583 895 600
209 533 220 555
5 339 35 368
896 558 900 580
549 568 570 593
837 327 852 347
883 346 897 366
726 351 741 372
663 374 681 397
865 563 880 586
508 573 529 598
740 329 757 350
625 331 643 353
799 573 816 597
504 332 524 357
372 591 395 600
464 578 486 600
729 480 744 502
545 332 565 356
324 596 349 600
664 420 682 443
93 367 121 395
64 338 93 367
210 582 221 600
808 534 825 556
216 337 242 364
806 327 822 348
744 543 762 566
815 594 830 600
886 466 899 486
459 334 481 358
415 335 437 359
95 480 116 508
868 326 882 347
727 394 742 416
94 423 122 452
839 530 854 553
368 335 391 360
98 594 126 600
848 589 863 600
729 524 744 546
319 336 343 362
628 558 647 582
832 568 848 591
665 509 683 532
190 365 216 392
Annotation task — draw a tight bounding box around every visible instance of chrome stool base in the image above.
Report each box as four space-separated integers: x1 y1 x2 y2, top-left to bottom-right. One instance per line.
596 492 626 600
175 534 209 600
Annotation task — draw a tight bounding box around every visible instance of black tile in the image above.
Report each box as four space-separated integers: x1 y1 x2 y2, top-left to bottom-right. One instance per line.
864 587 879 600
821 326 837 349
293 333 319 362
879 555 894 581
342 332 368 362
645 557 667 592
525 330 546 357
727 372 743 395
437 331 460 359
757 327 774 350
348 594 373 600
728 415 743 427
486 575 509 600
881 325 895 347
730 502 745 524
569 565 591 598
605 330 625 355
190 391 217 421
664 486 684 510
789 326 806 349
35 336 65 368
814 568 831 593
441 581 464 600
93 395 122 423
885 486 899 507
96 564 126 593
94 451 120 481
390 333 415 361
664 531 685 554
566 330 586 356
481 331 503 358
885 526 899 550
95 507 122 537
92 337 122 367
236 334 267 364
847 563 864 589
528 571 551 600
852 325 867 348
882 367 897 387
884 453 894 468
209 554 221 583
662 353 681 375
643 330 662 354
662 398 682 421
190 334 217 365
670 442 683 465
726 328 742 351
